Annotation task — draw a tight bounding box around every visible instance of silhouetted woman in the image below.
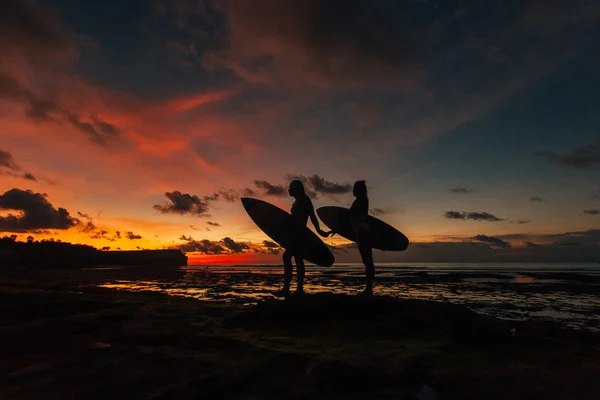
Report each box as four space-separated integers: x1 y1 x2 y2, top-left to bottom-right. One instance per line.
272 180 331 297
350 180 375 296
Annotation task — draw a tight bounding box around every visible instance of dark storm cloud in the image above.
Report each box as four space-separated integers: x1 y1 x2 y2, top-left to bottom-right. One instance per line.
261 240 282 255
0 74 26 98
472 234 511 248
200 0 418 90
153 190 220 216
0 188 78 232
29 229 51 236
74 212 118 241
283 175 317 197
3 170 38 182
444 211 464 220
241 188 256 197
0 1 119 145
66 112 123 146
536 144 600 169
144 0 600 167
0 74 60 122
253 180 287 197
89 229 110 240
67 114 123 146
517 220 531 224
584 210 600 215
0 0 74 58
93 117 123 137
444 211 504 222
283 174 352 198
176 236 227 254
23 172 36 181
166 0 600 97
306 175 352 195
0 149 20 170
207 221 220 227
177 235 273 255
217 189 238 202
220 237 250 253
26 97 61 122
125 231 142 240
0 74 123 146
0 149 38 181
76 211 96 233
450 187 473 193
197 240 226 254
530 197 543 202
204 193 220 201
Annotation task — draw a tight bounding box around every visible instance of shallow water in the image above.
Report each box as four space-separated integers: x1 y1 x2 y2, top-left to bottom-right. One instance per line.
98 263 600 331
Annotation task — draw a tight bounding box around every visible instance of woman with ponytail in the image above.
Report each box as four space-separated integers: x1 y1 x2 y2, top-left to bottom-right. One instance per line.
350 180 375 296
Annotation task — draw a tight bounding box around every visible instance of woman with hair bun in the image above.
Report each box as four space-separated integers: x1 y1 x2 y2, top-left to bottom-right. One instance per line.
272 180 331 297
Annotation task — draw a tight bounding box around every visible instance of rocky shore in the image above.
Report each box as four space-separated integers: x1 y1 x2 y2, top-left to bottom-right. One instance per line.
1 268 599 399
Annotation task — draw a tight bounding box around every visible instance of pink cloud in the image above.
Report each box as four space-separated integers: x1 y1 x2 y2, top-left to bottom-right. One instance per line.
168 88 240 112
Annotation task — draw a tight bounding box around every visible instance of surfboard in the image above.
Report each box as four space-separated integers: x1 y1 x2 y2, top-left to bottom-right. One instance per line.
241 198 335 267
317 206 409 251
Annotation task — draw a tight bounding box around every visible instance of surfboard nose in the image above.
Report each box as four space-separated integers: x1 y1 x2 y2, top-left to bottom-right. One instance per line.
240 197 253 210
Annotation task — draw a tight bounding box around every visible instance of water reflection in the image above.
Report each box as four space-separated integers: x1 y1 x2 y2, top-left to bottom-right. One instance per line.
98 264 600 331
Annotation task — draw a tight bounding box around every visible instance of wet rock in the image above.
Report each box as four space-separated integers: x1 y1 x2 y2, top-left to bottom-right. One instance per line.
305 355 388 392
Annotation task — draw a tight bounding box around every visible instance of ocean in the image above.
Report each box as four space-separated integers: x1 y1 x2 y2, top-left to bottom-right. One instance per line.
98 262 600 331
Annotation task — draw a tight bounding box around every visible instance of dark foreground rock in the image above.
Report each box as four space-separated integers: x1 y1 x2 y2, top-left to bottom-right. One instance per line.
1 270 599 399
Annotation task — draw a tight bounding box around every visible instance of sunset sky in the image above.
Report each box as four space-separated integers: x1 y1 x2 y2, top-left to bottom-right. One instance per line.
1 0 599 263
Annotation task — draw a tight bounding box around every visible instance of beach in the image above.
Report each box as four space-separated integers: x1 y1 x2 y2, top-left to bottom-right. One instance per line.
1 265 600 399
103 263 600 331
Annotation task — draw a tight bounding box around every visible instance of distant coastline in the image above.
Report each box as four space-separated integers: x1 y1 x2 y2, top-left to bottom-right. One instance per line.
0 237 187 268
